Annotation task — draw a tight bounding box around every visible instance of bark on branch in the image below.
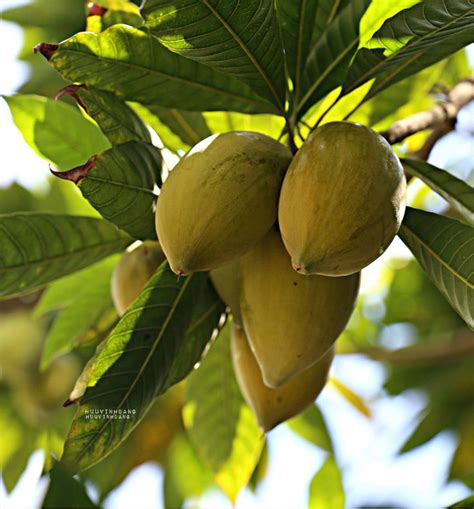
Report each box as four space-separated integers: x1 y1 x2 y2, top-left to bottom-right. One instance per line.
380 79 474 145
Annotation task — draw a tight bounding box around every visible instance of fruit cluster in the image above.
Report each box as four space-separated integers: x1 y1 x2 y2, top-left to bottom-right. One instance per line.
112 122 406 432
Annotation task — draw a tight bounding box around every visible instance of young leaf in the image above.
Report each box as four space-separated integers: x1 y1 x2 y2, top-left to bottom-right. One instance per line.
287 404 333 452
183 323 264 502
142 0 286 110
57 85 151 145
42 463 98 509
61 264 224 472
4 95 110 170
297 0 371 117
402 159 474 224
53 141 162 240
398 207 474 329
309 456 345 509
41 25 276 114
343 0 474 100
36 256 119 370
0 213 130 300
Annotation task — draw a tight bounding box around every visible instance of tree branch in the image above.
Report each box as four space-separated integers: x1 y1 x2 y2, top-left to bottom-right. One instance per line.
380 79 474 145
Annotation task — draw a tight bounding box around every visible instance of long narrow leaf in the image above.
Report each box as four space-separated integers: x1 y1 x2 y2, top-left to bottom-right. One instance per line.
402 159 474 223
61 264 224 472
398 207 474 328
43 25 276 114
142 0 286 110
0 213 130 299
343 0 474 100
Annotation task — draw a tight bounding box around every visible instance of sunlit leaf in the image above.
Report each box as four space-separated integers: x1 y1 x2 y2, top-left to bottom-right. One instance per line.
142 0 286 110
287 404 333 452
46 25 276 114
4 95 110 170
402 159 474 224
183 323 264 502
61 265 223 472
0 213 130 300
309 456 345 509
398 208 474 329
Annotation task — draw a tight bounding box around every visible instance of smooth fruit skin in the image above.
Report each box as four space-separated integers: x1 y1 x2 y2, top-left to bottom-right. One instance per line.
210 259 242 326
111 241 166 315
240 229 359 388
278 121 406 276
231 324 333 432
156 132 291 275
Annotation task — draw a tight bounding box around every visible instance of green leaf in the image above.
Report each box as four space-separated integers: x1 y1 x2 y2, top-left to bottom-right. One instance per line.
403 159 474 224
46 25 276 114
58 86 151 145
398 207 474 329
54 141 161 240
203 111 285 140
343 0 474 100
287 404 333 452
309 456 345 509
296 0 371 117
142 0 286 110
61 265 223 472
4 95 111 170
36 256 119 370
144 105 212 149
183 323 264 502
0 213 130 300
42 463 98 508
276 0 350 109
449 494 474 508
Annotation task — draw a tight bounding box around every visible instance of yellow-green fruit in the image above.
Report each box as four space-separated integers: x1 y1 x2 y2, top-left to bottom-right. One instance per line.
156 131 292 275
278 121 406 276
240 229 359 388
111 241 166 315
231 324 333 431
210 259 242 326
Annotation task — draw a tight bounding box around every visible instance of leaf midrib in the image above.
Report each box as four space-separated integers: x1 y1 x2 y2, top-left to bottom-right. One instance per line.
346 5 474 93
72 271 196 465
400 223 473 288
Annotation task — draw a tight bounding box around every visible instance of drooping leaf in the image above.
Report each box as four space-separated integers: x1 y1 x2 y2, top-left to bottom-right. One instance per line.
53 141 162 240
4 95 111 170
42 463 98 509
287 404 333 452
58 85 151 145
402 159 474 224
0 213 130 300
61 264 223 472
449 494 474 508
183 323 264 502
296 0 371 117
36 256 120 370
343 0 474 101
398 207 474 329
309 456 345 509
44 25 276 114
142 0 286 110
329 376 372 418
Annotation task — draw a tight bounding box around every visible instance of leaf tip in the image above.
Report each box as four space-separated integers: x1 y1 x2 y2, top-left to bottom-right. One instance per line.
50 155 97 185
33 42 59 60
88 3 108 17
55 85 88 112
63 398 77 408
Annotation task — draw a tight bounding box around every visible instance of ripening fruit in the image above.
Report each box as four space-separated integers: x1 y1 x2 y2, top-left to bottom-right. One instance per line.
240 229 359 388
231 324 333 431
156 132 291 275
111 241 166 315
278 121 406 276
210 259 242 326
